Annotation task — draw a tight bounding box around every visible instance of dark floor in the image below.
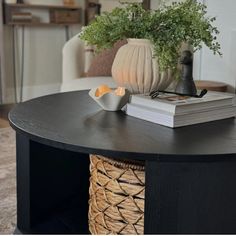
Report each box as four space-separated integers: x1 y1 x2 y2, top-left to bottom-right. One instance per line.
0 104 15 128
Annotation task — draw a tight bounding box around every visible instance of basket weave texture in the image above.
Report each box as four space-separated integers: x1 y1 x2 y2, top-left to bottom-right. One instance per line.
89 155 145 235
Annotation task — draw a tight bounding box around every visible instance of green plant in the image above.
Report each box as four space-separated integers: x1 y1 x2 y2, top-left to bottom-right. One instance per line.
79 0 221 71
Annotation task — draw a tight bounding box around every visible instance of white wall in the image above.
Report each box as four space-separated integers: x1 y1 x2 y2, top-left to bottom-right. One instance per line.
99 0 120 12
193 0 236 92
151 0 160 9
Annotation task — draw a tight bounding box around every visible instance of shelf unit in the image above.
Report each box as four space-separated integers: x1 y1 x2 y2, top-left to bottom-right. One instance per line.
3 3 82 26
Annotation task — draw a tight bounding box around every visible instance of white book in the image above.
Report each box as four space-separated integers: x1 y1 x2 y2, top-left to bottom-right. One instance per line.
130 91 236 115
125 103 236 128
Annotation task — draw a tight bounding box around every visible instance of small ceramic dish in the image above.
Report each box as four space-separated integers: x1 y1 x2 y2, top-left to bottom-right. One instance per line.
89 85 130 111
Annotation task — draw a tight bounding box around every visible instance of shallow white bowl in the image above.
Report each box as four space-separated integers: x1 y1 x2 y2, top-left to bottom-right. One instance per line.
89 87 130 111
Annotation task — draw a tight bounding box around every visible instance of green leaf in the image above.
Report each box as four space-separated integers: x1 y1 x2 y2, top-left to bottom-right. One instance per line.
79 1 222 71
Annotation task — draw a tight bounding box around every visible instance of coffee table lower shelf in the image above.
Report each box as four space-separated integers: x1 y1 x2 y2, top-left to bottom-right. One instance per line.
15 194 90 234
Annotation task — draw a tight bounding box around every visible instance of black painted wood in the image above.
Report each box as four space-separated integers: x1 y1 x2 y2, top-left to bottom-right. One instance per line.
16 133 31 233
176 160 236 234
144 159 236 234
15 132 90 234
144 160 161 234
8 90 236 161
9 90 236 234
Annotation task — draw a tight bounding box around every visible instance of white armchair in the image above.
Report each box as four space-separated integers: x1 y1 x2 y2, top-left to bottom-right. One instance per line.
61 34 117 92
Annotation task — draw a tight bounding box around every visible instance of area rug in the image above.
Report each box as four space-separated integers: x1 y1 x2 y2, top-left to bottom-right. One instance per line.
0 127 16 234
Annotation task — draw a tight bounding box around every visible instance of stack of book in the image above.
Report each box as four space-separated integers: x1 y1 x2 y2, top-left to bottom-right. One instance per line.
124 91 236 128
11 12 33 23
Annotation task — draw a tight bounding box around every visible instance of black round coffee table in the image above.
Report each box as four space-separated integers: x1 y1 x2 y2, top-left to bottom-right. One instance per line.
9 90 236 234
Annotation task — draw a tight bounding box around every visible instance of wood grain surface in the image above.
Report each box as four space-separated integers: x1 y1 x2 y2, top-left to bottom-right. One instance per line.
8 90 236 160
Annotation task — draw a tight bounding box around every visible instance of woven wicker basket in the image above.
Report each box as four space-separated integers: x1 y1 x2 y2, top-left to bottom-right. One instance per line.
89 154 145 235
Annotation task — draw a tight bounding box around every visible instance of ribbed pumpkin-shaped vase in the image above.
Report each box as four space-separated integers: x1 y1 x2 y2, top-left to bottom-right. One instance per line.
111 38 174 94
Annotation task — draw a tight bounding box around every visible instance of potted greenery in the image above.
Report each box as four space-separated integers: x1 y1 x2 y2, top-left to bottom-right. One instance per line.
79 0 221 94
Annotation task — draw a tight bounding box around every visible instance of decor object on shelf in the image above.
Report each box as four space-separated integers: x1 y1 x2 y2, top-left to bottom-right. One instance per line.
3 3 82 25
63 0 75 6
89 154 145 234
175 50 197 96
79 1 221 94
89 85 130 111
49 9 81 24
11 12 32 22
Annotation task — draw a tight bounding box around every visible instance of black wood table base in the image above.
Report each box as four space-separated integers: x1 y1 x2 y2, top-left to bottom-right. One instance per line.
9 90 236 234
16 133 90 234
144 159 236 234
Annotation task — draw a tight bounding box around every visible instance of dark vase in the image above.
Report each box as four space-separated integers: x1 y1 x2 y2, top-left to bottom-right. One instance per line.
175 50 197 96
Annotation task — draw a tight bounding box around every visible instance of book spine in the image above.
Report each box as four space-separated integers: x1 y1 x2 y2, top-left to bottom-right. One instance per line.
126 104 174 128
12 16 32 19
11 13 33 21
125 103 236 128
174 110 236 127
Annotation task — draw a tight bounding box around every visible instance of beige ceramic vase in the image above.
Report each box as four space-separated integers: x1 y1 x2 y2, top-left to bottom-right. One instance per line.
111 38 174 94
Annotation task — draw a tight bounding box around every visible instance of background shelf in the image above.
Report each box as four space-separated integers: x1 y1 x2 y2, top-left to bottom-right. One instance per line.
3 3 82 25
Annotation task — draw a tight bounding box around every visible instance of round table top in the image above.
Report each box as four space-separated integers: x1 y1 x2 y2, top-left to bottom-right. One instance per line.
9 90 236 161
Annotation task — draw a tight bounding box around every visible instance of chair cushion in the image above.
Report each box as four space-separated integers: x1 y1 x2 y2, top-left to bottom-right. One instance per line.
87 40 127 77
